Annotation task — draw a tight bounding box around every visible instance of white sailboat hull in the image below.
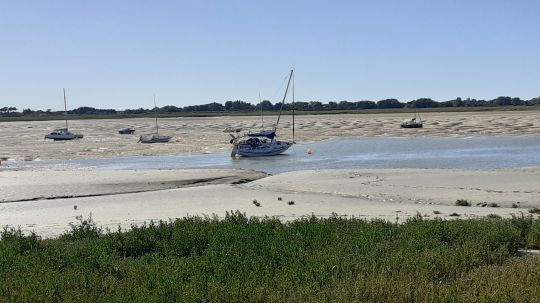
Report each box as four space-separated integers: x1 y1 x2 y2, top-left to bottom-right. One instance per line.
233 141 292 157
45 128 83 140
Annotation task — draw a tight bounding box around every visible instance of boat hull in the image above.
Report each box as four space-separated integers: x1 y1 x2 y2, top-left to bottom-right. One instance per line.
233 141 292 157
119 128 135 134
138 135 171 143
401 123 423 128
45 135 75 140
45 131 83 140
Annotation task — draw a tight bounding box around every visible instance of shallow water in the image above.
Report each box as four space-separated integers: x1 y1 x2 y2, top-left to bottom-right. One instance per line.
4 136 540 174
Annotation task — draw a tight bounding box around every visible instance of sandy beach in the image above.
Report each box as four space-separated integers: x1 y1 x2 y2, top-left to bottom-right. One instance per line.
1 110 540 161
1 167 539 237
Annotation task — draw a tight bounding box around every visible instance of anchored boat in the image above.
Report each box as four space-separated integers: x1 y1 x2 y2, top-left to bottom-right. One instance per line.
138 95 171 143
229 70 295 157
401 106 423 128
45 88 84 140
118 127 136 134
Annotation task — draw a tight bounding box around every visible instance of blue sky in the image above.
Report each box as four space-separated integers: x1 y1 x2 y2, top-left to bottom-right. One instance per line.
1 0 539 110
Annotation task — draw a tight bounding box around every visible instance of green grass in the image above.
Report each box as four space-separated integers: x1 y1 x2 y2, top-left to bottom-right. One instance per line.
1 212 540 302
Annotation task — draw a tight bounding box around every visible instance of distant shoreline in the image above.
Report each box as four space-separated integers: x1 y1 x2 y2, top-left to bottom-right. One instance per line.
1 105 540 123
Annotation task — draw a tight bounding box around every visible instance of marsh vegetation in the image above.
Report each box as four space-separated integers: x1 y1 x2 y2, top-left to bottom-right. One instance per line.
1 212 540 302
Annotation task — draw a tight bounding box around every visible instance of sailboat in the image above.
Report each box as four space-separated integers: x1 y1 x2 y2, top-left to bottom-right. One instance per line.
45 88 84 140
401 105 423 128
229 69 295 157
138 95 172 143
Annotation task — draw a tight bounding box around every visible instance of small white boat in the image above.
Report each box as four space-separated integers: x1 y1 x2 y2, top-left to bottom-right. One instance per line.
230 70 295 157
401 117 423 128
45 88 84 140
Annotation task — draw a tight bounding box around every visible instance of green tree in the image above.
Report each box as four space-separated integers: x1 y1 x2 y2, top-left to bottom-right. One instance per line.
309 101 323 110
257 100 274 111
377 99 403 109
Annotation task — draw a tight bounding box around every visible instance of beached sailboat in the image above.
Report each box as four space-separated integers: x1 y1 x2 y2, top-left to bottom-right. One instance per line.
229 70 295 157
138 95 171 143
401 106 423 128
45 88 84 140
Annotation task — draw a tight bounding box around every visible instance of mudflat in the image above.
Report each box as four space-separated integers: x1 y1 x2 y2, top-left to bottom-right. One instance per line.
1 110 540 161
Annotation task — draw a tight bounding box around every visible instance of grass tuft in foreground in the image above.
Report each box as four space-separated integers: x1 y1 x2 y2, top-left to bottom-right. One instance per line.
1 212 540 302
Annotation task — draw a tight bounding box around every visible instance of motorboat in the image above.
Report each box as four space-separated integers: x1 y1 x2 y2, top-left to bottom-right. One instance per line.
119 127 136 134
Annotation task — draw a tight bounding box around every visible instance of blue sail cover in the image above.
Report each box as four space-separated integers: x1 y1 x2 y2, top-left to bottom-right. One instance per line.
247 130 276 139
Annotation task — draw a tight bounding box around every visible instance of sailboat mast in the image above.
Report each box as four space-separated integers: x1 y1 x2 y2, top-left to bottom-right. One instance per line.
259 92 264 129
154 94 159 135
63 88 68 130
292 71 295 144
274 69 294 132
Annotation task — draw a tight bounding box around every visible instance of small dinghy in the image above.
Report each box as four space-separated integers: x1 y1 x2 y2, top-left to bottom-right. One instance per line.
119 127 136 134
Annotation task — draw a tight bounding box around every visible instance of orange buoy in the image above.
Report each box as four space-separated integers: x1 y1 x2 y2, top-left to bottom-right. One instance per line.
307 149 313 155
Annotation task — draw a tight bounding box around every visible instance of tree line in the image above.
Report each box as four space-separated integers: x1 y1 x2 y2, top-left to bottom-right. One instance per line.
2 96 540 117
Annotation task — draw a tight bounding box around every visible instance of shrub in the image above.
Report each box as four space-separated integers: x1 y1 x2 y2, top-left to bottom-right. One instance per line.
526 220 540 249
455 199 471 207
529 208 540 214
60 214 102 241
0 214 536 302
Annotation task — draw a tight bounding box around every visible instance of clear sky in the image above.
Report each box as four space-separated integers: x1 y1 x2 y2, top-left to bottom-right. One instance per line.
1 0 539 110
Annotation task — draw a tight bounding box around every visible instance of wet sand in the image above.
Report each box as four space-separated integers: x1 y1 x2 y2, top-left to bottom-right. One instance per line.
1 168 538 237
1 110 540 161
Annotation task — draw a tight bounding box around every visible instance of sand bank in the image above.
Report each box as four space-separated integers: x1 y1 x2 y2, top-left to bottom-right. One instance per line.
1 168 538 237
1 110 540 161
0 169 267 203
